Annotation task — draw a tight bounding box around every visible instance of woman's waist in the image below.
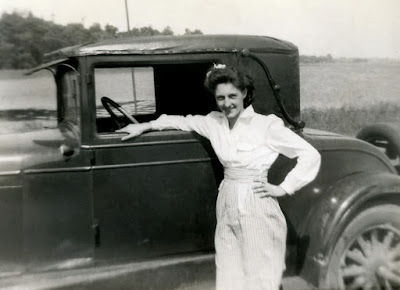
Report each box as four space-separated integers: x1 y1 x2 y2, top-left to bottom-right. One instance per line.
223 167 267 183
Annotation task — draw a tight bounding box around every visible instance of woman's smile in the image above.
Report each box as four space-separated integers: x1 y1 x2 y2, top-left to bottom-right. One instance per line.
215 83 246 128
223 106 235 115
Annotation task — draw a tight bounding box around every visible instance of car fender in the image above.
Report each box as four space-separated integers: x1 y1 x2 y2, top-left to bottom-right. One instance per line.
299 171 400 285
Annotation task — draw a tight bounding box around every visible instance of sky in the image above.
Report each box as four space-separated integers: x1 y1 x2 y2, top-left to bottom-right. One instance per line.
1 0 400 59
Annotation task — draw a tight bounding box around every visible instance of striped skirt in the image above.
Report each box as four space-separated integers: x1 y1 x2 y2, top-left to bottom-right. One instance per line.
215 167 287 290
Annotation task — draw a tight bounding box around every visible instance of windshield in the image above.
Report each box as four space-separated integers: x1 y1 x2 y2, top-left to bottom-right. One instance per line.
0 69 57 134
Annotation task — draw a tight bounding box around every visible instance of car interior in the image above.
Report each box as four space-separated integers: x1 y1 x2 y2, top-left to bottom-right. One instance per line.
94 62 217 133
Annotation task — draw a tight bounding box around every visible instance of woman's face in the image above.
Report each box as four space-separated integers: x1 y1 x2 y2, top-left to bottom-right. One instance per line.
215 82 246 123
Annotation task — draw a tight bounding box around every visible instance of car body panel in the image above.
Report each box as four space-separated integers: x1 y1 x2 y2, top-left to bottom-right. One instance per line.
91 131 220 260
0 129 93 270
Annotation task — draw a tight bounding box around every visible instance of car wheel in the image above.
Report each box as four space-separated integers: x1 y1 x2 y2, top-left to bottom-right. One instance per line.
356 123 400 173
323 204 400 290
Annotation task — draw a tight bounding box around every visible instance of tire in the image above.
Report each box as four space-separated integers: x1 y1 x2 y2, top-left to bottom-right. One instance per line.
322 204 400 290
356 123 400 173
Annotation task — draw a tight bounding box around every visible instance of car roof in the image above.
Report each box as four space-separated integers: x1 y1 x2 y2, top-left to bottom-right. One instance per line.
44 34 298 60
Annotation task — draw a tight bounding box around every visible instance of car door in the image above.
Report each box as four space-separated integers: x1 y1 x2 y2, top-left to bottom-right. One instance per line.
86 56 229 260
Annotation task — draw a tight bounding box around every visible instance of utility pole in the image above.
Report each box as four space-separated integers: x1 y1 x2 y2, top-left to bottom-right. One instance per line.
125 0 131 31
124 0 137 113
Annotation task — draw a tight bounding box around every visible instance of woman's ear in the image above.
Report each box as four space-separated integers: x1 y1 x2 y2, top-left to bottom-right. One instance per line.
242 88 248 98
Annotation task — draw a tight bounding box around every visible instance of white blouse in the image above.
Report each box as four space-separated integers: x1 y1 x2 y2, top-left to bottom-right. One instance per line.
150 105 321 195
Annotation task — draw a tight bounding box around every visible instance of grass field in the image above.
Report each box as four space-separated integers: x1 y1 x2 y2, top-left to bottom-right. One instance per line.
299 62 400 135
0 62 399 136
302 101 400 136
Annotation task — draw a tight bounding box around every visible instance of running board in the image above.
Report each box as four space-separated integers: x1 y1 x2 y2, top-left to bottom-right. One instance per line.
0 253 215 290
0 253 315 290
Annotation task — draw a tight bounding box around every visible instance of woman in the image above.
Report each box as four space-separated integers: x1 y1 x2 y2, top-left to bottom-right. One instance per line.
117 64 321 290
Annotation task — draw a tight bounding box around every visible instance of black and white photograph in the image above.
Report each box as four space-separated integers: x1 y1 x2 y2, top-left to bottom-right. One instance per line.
0 0 399 289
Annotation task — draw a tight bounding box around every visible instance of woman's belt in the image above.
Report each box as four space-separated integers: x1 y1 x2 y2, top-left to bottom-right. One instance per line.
223 167 267 183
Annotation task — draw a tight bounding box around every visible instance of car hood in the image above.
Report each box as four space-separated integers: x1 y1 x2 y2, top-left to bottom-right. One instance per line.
0 128 66 173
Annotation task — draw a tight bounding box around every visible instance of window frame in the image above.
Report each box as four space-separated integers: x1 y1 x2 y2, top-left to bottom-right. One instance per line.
56 64 81 127
85 53 236 145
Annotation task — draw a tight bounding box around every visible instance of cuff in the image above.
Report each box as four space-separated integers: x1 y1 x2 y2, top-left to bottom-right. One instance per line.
279 181 296 195
149 114 167 131
149 119 162 131
149 120 157 130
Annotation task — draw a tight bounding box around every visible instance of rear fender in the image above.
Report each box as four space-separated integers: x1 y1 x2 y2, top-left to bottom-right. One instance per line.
299 171 400 285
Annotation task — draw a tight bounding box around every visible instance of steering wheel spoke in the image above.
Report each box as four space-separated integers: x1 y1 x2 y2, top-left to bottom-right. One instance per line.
101 96 139 129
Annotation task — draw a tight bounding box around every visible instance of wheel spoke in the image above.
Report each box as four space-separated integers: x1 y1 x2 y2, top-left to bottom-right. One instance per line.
342 265 365 277
388 261 400 274
382 231 395 250
382 277 393 290
371 229 380 248
389 244 400 259
348 275 367 289
378 267 400 285
346 248 367 265
357 236 372 257
385 271 400 285
362 281 378 290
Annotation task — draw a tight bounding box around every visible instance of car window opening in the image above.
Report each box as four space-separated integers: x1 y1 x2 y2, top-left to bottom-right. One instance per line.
94 62 217 133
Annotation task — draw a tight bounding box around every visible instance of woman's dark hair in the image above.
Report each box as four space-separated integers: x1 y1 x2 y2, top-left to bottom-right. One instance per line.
204 65 255 108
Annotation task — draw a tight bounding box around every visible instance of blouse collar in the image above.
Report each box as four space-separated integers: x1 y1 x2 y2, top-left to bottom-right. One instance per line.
239 105 255 120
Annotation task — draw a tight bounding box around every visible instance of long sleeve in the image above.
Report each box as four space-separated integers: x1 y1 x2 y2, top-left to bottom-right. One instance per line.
150 113 212 139
266 115 321 194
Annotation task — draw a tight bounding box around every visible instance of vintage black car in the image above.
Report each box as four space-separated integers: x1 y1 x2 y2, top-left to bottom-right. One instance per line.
1 35 400 289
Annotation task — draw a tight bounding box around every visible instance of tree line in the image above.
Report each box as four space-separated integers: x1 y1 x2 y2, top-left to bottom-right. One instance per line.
0 12 202 69
299 54 376 63
299 54 333 63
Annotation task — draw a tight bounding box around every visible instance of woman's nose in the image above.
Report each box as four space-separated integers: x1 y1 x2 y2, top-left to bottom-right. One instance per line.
223 98 231 107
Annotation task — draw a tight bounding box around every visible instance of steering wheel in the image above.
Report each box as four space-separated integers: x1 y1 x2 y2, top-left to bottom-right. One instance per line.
101 96 139 129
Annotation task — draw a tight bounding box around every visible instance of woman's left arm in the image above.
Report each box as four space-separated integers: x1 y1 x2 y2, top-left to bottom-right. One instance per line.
266 115 321 195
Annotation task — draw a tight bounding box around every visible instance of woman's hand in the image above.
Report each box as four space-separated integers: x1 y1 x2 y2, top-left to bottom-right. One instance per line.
116 123 152 141
253 172 287 198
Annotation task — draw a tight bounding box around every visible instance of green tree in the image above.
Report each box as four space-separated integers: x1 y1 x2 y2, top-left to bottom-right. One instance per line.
0 11 202 69
184 28 203 35
161 26 174 35
105 24 118 38
0 12 39 68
